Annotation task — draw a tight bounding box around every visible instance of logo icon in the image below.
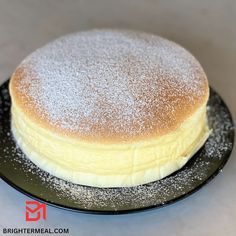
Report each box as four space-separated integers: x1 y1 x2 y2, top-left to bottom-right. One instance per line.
25 201 47 221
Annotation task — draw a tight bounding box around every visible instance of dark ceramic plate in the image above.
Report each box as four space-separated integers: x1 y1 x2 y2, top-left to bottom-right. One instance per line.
0 80 234 214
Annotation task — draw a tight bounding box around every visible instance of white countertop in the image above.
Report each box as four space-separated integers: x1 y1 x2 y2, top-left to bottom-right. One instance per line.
0 0 235 235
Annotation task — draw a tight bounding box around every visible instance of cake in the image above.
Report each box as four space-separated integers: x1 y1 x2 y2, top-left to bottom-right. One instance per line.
9 29 210 187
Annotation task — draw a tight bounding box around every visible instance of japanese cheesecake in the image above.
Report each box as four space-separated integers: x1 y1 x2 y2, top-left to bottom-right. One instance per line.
9 29 210 187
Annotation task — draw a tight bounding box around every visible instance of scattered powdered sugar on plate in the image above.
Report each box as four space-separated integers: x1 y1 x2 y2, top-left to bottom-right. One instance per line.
0 81 234 212
14 29 208 140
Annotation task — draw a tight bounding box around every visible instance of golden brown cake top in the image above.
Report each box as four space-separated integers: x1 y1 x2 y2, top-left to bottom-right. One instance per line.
10 29 209 143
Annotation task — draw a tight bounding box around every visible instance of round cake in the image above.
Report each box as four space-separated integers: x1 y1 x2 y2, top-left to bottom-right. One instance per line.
9 29 210 187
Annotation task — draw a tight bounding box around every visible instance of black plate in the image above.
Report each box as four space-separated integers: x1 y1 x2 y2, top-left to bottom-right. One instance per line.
0 80 234 214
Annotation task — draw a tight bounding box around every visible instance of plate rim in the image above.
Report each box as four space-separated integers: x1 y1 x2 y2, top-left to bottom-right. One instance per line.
0 79 235 214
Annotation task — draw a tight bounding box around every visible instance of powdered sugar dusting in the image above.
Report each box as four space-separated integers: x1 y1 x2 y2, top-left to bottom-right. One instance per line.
15 29 208 140
1 82 234 212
